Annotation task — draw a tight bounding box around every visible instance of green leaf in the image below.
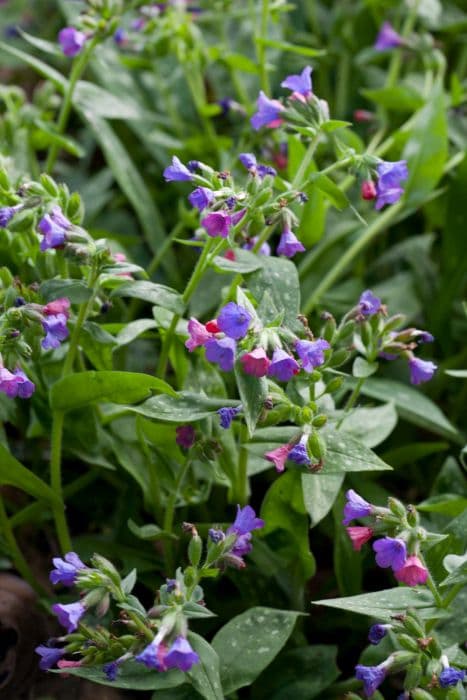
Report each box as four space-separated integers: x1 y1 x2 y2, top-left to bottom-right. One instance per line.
339 403 398 448
17 29 63 56
301 473 344 527
321 120 352 132
40 278 92 303
441 553 467 588
128 519 177 541
61 663 184 690
352 357 378 378
361 86 424 112
402 81 448 207
234 361 267 437
212 249 263 274
223 53 259 74
211 607 301 695
0 443 60 505
255 37 324 57
187 633 223 700
50 371 176 411
114 319 158 346
313 588 440 621
333 492 362 595
0 41 67 90
253 645 339 700
109 281 185 314
359 378 462 443
74 81 149 121
130 392 238 423
249 256 300 327
417 495 467 517
307 174 349 210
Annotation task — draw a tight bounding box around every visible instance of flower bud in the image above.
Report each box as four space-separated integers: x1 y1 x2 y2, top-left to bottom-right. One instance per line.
308 432 327 460
361 180 377 200
425 636 442 658
188 534 203 568
90 554 120 585
312 414 327 428
402 612 425 638
336 321 355 341
360 321 372 346
388 497 406 519
404 659 423 689
397 633 420 653
325 376 345 393
321 314 336 343
411 689 436 700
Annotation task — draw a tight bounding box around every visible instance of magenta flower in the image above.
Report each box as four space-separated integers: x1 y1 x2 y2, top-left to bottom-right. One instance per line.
205 337 236 371
240 347 271 377
163 156 194 182
50 552 86 586
35 645 65 670
277 228 305 258
188 187 215 211
176 425 196 449
295 338 330 372
43 297 70 317
408 357 437 385
374 22 403 51
185 318 212 351
267 348 300 382
217 405 242 429
375 160 408 210
361 180 377 200
58 27 87 57
281 65 313 98
52 601 85 633
359 290 382 316
394 555 428 586
373 537 407 571
217 302 251 340
251 91 285 130
164 637 200 672
346 526 374 551
42 314 69 350
355 662 387 697
201 211 232 238
265 444 291 472
342 489 373 525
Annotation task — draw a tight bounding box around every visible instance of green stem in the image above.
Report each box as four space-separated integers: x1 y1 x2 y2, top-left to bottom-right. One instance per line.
147 221 185 278
257 0 271 93
336 377 365 428
302 201 403 314
45 38 98 174
156 237 216 377
441 582 464 609
233 424 250 506
291 133 321 189
163 460 192 572
0 492 39 591
418 554 443 607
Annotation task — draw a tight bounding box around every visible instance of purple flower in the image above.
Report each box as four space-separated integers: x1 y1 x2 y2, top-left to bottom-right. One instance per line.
355 662 387 697
295 338 330 372
58 27 87 57
281 66 313 98
165 637 200 672
238 153 276 178
42 314 69 350
38 206 71 251
368 624 391 645
208 528 225 544
113 28 128 46
176 425 196 449
217 302 251 340
373 537 407 571
0 368 35 399
288 436 311 465
188 187 215 211
103 660 120 681
243 237 271 256
217 405 242 429
251 91 285 130
342 489 373 525
201 211 232 238
418 331 434 343
228 505 264 536
408 357 437 385
205 337 236 371
359 290 382 316
50 552 86 586
374 22 403 51
439 667 466 688
35 644 65 670
0 204 21 227
135 638 167 671
52 601 85 633
375 160 408 210
239 153 257 169
277 228 305 258
163 156 194 182
267 348 300 382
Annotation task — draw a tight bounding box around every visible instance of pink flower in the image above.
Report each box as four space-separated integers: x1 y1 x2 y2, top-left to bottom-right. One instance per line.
346 526 374 551
265 444 291 472
240 348 271 377
394 555 428 586
185 318 213 351
43 297 70 317
202 211 232 238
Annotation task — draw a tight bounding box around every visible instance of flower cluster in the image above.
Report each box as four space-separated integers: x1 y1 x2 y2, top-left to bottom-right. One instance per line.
208 505 265 569
343 490 430 586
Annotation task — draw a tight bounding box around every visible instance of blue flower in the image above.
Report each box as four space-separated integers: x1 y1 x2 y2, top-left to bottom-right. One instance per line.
368 624 391 645
373 537 407 571
228 505 265 536
359 290 382 316
188 186 214 211
113 28 128 46
288 436 311 465
408 357 437 385
165 637 200 672
251 91 285 130
277 228 305 258
35 644 64 670
267 348 300 382
50 552 86 586
239 153 277 178
217 405 242 429
103 660 120 681
0 204 21 228
281 66 313 97
42 314 69 350
38 206 71 251
217 302 251 340
375 160 408 210
342 489 373 525
135 638 167 671
205 337 236 371
52 601 86 633
355 662 387 697
295 338 330 372
163 156 194 182
439 666 466 688
374 22 403 51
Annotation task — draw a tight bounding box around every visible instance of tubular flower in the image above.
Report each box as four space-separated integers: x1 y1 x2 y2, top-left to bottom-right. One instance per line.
240 347 271 377
342 489 373 525
373 537 407 571
394 555 428 586
346 526 374 551
251 91 285 130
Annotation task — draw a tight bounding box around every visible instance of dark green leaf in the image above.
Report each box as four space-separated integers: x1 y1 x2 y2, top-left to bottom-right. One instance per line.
234 361 267 437
0 443 60 505
131 392 238 423
313 587 440 620
187 633 223 700
110 281 184 314
61 663 184 690
40 279 92 303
